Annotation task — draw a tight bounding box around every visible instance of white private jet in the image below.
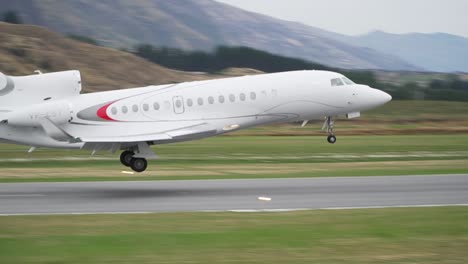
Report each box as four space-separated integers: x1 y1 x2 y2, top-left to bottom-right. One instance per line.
0 70 391 172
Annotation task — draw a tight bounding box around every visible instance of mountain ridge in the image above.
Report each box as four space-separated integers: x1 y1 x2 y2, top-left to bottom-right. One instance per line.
0 0 418 71
331 30 468 72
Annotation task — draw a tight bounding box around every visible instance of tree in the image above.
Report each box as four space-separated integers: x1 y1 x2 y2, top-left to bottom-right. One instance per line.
3 11 22 24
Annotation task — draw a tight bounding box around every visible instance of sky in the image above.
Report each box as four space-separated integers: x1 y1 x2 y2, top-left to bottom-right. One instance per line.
215 0 468 38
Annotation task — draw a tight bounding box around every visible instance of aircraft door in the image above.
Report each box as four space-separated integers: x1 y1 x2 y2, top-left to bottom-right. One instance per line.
172 96 185 114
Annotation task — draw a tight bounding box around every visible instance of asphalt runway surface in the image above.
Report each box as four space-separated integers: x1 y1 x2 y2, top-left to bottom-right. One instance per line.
1 174 468 215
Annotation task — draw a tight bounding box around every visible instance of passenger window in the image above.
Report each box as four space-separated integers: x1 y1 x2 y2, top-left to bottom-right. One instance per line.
153 102 160 110
198 98 204 105
132 105 138 112
229 94 235 102
239 93 246 101
219 95 225 103
111 107 117 115
187 98 193 107
208 96 214 104
250 92 256 100
122 106 128 114
142 104 149 112
331 78 344 86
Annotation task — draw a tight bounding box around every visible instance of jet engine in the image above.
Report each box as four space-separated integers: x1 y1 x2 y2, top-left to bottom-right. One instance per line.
0 72 15 96
6 100 72 127
0 70 81 108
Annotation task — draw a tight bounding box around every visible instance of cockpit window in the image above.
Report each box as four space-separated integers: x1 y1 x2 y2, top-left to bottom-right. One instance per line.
342 77 355 85
331 78 344 86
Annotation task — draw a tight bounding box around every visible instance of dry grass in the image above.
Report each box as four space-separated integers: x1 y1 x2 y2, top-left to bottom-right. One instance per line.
0 160 466 181
0 23 251 92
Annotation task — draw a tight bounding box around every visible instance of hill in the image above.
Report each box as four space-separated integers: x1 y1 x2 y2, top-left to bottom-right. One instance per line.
333 31 468 73
0 22 215 92
0 0 417 71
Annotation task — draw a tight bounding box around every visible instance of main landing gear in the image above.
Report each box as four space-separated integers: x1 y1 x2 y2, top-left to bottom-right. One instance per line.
120 151 148 172
323 116 337 144
119 142 156 173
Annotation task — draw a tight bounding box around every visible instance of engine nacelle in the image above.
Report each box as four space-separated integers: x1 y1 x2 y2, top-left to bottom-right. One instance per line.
0 70 81 108
6 101 72 127
0 72 14 96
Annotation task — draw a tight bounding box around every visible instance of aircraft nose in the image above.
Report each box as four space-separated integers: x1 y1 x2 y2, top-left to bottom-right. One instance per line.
355 86 392 111
376 89 392 105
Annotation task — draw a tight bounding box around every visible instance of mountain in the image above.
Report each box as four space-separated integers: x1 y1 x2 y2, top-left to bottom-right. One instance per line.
0 0 417 71
0 22 217 92
335 31 468 73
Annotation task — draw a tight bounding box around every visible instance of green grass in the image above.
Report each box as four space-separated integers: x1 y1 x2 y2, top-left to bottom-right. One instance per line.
0 135 467 182
1 207 467 263
2 134 468 159
2 100 468 182
362 100 468 121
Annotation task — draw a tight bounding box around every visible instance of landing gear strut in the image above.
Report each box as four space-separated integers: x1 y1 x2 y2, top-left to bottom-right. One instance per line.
323 116 337 144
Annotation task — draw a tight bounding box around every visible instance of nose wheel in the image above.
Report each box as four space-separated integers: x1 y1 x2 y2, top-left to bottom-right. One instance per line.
323 116 337 144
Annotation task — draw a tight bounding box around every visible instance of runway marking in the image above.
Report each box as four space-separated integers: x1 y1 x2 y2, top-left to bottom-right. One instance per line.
121 171 135 175
0 194 45 197
1 203 468 216
257 196 272 201
226 204 468 213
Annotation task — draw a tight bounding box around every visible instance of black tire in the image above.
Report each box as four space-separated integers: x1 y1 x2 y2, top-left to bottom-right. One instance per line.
120 151 134 167
130 158 148 173
327 135 337 144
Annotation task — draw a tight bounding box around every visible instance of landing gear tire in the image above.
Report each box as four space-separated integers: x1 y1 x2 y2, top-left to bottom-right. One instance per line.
130 158 148 173
327 135 337 144
120 151 135 167
323 116 337 144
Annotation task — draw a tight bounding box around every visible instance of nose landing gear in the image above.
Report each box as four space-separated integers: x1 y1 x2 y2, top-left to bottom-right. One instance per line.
327 135 337 144
323 116 337 144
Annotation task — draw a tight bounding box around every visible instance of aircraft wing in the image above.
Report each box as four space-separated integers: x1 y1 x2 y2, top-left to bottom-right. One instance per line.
78 122 218 143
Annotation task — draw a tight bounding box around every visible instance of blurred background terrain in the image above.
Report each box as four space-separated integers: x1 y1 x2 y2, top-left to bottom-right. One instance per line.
1 1 468 264
1 0 467 96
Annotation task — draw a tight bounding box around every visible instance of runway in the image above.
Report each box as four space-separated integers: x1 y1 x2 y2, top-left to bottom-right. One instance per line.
1 174 468 215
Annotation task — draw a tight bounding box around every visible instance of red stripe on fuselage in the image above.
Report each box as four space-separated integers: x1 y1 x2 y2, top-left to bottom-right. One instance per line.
96 102 116 121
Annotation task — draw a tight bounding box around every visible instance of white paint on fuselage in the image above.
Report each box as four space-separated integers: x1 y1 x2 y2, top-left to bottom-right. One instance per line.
1 70 391 148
